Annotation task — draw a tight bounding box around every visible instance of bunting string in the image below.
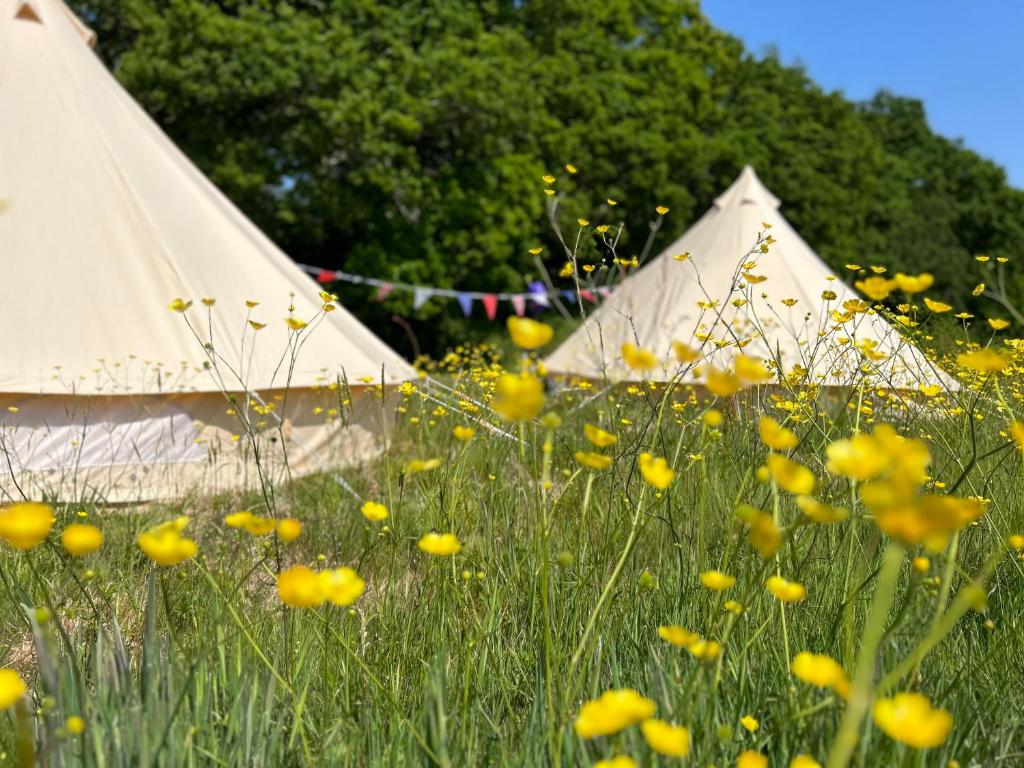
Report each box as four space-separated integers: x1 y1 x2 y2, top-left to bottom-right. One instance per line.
298 262 611 315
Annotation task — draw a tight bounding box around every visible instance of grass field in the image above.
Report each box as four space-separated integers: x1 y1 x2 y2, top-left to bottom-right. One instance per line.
0 331 1019 768
1 308 1024 767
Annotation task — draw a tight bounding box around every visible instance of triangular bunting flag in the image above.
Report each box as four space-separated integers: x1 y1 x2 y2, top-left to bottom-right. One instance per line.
580 289 596 303
316 269 337 284
375 283 394 301
456 293 473 317
413 287 432 310
597 286 612 298
510 295 526 316
481 294 499 320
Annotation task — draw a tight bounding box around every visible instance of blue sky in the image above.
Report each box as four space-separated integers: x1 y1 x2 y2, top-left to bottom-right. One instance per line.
701 1 1024 187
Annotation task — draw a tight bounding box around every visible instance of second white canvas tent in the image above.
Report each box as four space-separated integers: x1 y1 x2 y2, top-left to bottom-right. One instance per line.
545 166 957 392
0 0 415 502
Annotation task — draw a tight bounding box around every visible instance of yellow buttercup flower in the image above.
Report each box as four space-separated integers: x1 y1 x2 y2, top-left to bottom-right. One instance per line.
574 689 656 738
285 317 308 331
737 751 768 768
575 451 614 471
700 570 736 591
790 756 822 768
507 317 554 349
1010 422 1024 451
872 692 953 749
361 501 388 522
791 652 849 693
277 565 325 608
740 715 759 732
759 416 798 451
734 355 771 384
705 366 742 397
621 343 658 372
168 297 192 312
672 341 701 363
736 504 781 558
923 297 952 313
893 272 934 293
655 205 669 215
640 719 690 757
795 496 848 523
957 348 1008 373
318 567 365 606
0 669 27 710
225 512 276 536
60 523 103 556
452 425 475 442
638 453 675 489
137 517 197 567
584 423 618 448
658 625 700 648
593 757 637 768
65 715 86 734
248 320 266 331
855 276 894 301
418 532 462 556
766 575 807 603
406 458 442 474
491 372 545 422
765 453 815 495
703 408 723 428
0 502 55 550
276 518 302 542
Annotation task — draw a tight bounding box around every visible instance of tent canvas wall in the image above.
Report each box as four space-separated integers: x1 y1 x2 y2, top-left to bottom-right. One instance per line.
545 166 957 392
0 0 415 502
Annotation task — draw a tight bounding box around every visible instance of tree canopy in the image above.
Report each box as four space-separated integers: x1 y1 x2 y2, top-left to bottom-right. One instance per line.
71 0 1024 352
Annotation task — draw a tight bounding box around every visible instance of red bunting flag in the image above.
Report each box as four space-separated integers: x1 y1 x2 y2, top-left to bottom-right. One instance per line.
316 269 337 284
510 295 526 316
579 289 596 303
375 283 395 301
481 294 499 320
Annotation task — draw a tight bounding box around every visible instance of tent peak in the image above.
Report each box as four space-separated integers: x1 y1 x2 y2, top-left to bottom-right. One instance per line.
713 165 780 211
8 0 96 47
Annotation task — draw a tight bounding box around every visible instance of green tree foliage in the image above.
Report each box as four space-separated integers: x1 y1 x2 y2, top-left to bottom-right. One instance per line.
71 0 1024 352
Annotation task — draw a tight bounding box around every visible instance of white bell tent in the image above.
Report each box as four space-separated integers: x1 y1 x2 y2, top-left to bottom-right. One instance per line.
0 0 415 501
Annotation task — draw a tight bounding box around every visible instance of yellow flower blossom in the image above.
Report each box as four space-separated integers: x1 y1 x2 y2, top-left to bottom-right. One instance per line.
318 567 365 606
658 625 700 648
452 425 475 442
418 532 461 556
60 523 103 556
735 355 771 383
759 416 798 451
276 518 302 542
168 298 192 312
790 756 822 768
672 341 701 363
957 348 1008 372
507 317 554 349
277 565 324 608
584 423 618 448
638 453 675 489
765 453 816 495
137 517 197 567
492 372 545 422
766 575 807 602
872 693 953 749
0 669 27 710
640 719 690 757
594 757 637 768
737 751 768 768
923 297 952 313
574 689 657 738
700 570 736 591
575 451 614 471
740 715 759 732
361 501 388 522
795 496 848 523
0 502 55 550
893 272 934 293
622 343 658 372
406 458 442 474
706 366 742 397
791 652 849 694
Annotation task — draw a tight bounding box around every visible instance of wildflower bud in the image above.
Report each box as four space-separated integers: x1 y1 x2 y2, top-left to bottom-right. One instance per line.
964 584 987 612
716 724 734 741
637 569 657 592
84 570 95 581
34 607 51 625
540 413 562 430
475 571 485 581
461 570 471 580
983 619 995 631
556 551 574 569
756 466 770 483
912 556 930 573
